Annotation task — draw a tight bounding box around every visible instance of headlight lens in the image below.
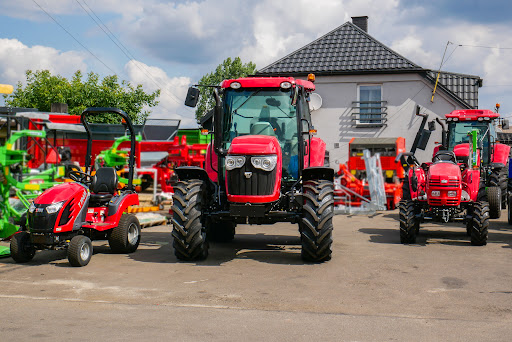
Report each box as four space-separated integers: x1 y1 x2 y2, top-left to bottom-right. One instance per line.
251 155 277 171
225 156 246 170
431 190 441 197
46 201 64 214
447 191 457 197
28 202 36 213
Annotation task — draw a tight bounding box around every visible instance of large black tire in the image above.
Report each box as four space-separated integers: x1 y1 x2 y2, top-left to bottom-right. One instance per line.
68 235 93 267
171 180 209 261
469 201 489 246
402 176 411 201
300 180 334 262
399 200 419 244
509 195 512 225
486 186 501 219
208 220 236 242
108 214 141 253
10 231 35 263
489 165 508 209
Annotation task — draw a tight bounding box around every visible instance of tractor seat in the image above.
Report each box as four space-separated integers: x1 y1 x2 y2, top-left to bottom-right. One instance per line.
432 150 457 163
89 167 118 206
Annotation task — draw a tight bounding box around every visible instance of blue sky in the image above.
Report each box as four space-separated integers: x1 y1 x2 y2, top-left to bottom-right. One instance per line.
1 0 512 127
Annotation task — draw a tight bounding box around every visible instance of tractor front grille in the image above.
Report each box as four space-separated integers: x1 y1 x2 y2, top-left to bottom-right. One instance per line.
29 205 58 233
429 179 460 188
227 158 277 196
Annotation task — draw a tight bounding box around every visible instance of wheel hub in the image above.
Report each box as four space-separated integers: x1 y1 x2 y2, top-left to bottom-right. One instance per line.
127 223 139 245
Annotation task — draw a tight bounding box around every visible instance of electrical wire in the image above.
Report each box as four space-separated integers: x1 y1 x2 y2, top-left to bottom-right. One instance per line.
32 0 117 75
458 44 512 50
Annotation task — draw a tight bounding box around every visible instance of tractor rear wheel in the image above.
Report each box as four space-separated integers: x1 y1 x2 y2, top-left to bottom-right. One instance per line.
300 180 334 262
486 186 501 219
399 200 419 244
469 201 489 246
109 214 141 253
489 165 508 209
10 231 35 263
68 235 93 267
208 220 236 242
171 180 209 261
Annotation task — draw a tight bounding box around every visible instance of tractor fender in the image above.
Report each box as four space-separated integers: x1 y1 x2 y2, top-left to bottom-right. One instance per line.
176 166 211 183
303 167 334 182
491 143 511 165
106 192 139 220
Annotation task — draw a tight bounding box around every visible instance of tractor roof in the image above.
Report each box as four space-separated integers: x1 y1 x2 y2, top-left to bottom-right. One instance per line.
221 77 315 91
445 109 499 121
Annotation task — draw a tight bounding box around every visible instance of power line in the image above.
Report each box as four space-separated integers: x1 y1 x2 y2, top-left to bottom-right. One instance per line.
32 0 117 75
458 44 512 50
76 0 192 111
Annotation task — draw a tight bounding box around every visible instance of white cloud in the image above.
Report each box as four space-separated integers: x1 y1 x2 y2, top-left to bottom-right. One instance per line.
0 38 87 85
124 60 197 127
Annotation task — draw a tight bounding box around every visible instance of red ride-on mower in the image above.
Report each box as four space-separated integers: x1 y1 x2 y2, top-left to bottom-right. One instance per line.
10 108 141 267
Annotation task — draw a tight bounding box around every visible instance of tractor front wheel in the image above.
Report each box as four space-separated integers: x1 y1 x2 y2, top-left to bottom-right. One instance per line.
109 214 141 253
469 201 489 246
399 200 419 244
171 180 209 261
10 231 35 263
68 235 93 267
300 180 334 262
486 187 501 219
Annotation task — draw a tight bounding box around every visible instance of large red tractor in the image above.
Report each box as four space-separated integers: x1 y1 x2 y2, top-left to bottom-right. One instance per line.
398 109 492 245
10 108 141 267
440 109 511 218
173 76 334 262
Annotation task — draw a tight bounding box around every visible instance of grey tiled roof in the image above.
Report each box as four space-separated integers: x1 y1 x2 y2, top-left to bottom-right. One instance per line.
425 71 481 109
257 22 422 75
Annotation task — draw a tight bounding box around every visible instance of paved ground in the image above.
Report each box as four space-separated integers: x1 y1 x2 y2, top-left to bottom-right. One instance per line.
1 210 512 341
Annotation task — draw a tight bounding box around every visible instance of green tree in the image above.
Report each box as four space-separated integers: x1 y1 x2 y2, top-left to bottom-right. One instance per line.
195 57 256 121
3 70 160 124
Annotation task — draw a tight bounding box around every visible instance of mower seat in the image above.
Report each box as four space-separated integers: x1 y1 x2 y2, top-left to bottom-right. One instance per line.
89 167 118 206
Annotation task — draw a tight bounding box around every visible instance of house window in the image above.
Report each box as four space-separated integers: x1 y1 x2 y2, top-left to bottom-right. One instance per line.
353 85 386 127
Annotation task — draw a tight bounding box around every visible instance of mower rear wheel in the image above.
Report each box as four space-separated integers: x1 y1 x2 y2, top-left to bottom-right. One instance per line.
399 200 419 244
171 180 209 261
10 231 35 263
68 235 93 267
109 214 141 253
300 180 334 262
486 186 501 219
469 201 489 246
208 220 236 242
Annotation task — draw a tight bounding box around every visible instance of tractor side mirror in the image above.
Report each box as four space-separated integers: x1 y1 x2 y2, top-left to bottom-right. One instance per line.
428 120 436 131
184 87 200 107
503 119 509 130
417 129 431 150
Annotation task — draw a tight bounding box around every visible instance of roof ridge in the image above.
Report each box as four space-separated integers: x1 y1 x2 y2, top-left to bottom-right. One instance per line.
425 69 481 79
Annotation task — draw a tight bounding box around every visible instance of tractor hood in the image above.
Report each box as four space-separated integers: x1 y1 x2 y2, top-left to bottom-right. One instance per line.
35 182 89 205
428 162 461 181
228 135 281 155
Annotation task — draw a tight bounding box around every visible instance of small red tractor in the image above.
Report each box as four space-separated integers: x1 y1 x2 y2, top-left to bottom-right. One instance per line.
10 108 141 267
398 108 507 245
173 75 334 262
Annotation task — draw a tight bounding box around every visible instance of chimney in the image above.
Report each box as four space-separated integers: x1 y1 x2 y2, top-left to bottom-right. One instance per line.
351 16 368 33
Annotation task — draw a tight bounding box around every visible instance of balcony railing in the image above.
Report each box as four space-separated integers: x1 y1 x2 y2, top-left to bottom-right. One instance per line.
351 101 387 128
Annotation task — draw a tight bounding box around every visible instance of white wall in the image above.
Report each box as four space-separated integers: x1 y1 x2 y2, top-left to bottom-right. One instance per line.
310 73 465 167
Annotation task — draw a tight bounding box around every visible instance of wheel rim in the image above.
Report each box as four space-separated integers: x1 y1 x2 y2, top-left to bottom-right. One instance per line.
80 242 91 261
127 223 139 245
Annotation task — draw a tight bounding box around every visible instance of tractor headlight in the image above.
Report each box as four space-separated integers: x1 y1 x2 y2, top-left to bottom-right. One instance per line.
225 156 246 170
251 155 277 171
447 191 457 197
431 190 441 197
28 202 36 213
46 201 64 214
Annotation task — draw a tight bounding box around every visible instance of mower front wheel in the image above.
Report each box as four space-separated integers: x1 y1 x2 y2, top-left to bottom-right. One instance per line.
68 235 93 267
109 214 141 253
10 231 35 263
300 180 334 262
399 200 419 244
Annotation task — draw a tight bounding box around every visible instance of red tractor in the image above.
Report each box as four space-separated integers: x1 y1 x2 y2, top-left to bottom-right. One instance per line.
441 109 510 218
398 109 494 245
10 108 141 267
173 75 334 262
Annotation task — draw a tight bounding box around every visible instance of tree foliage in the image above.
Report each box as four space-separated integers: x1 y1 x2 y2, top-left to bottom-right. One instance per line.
195 57 256 121
3 70 160 124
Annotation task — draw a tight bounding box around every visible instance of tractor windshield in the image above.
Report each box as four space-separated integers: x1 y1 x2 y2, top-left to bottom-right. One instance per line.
448 121 495 162
223 88 299 180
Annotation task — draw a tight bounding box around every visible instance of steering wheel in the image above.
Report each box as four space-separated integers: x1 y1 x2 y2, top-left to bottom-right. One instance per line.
67 165 93 184
433 151 456 163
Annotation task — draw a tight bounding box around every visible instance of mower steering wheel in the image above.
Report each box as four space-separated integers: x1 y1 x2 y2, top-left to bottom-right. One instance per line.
68 166 92 184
